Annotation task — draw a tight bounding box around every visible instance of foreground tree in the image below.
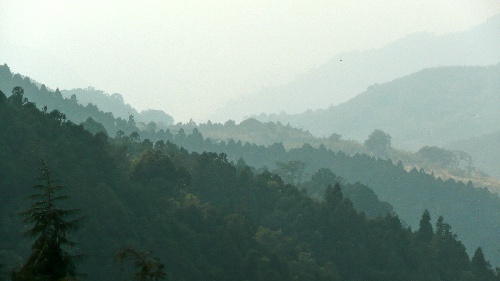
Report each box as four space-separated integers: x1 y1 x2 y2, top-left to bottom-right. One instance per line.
115 247 166 281
12 160 83 281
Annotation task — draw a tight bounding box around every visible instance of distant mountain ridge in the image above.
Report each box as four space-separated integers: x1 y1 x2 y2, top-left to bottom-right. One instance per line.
61 87 174 126
0 64 174 138
256 64 500 151
211 14 500 122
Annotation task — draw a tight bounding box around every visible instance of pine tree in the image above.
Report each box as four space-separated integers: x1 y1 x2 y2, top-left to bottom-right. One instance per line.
416 209 433 243
12 160 83 281
472 247 494 281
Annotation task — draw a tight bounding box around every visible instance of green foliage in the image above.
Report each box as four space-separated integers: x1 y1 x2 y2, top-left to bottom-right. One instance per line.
11 160 83 281
115 247 166 281
8 86 27 107
130 149 189 188
364 129 392 157
417 209 433 243
274 160 307 185
1 87 499 280
81 117 108 136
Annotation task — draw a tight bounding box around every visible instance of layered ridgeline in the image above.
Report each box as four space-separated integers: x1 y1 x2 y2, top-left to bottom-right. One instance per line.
211 14 500 122
167 119 497 185
146 128 500 268
3 63 493 187
1 66 499 267
0 64 174 137
256 64 500 153
60 87 174 127
3 91 500 280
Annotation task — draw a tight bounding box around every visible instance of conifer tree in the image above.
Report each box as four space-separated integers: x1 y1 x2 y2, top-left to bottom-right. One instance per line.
416 209 433 243
472 247 494 280
12 160 83 281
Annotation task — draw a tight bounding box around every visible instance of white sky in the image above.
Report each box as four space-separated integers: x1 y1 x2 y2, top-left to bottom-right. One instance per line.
1 0 499 122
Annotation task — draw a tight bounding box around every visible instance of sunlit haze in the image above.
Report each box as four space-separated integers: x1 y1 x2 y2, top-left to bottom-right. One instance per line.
1 0 499 122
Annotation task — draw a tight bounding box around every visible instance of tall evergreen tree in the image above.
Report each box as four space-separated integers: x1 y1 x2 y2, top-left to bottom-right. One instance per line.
472 247 494 281
416 209 433 243
12 160 83 281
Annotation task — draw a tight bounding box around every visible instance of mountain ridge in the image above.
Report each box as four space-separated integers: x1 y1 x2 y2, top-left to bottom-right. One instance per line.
211 14 500 122
255 64 500 151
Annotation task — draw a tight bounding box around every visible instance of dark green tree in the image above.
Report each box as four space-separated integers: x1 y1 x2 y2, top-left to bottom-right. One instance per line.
0 261 5 281
81 117 108 136
472 247 494 281
274 160 307 185
12 160 83 281
324 183 343 206
364 129 391 157
115 129 125 139
115 247 166 281
8 86 27 107
130 131 141 142
416 209 433 243
128 114 136 126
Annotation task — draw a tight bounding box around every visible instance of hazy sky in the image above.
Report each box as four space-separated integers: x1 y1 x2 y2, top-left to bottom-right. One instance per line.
1 0 499 122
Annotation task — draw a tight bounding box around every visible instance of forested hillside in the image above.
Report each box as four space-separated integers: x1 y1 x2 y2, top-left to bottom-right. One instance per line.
167 118 497 189
0 64 172 138
169 118 365 155
148 128 500 267
61 87 174 127
256 64 500 151
3 63 495 186
2 65 499 268
1 88 500 280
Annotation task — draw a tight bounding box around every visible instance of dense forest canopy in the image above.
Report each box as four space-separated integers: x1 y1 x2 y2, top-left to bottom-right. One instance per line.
2 63 496 192
1 86 500 280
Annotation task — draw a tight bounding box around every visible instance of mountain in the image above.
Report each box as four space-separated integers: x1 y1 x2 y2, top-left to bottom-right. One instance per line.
4 90 500 280
61 87 174 127
168 128 500 267
211 14 500 122
0 64 173 138
256 64 500 151
446 131 500 179
2 64 500 269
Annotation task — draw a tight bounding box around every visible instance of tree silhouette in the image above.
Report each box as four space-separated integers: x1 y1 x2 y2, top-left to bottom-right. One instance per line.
8 86 27 107
115 247 166 281
275 160 307 184
130 131 141 142
416 209 433 243
12 160 83 281
364 129 391 157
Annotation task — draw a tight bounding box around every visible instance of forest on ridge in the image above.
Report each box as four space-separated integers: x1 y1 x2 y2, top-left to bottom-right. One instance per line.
1 71 500 280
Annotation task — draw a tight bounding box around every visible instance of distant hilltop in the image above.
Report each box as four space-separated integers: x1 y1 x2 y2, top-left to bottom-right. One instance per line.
211 14 500 122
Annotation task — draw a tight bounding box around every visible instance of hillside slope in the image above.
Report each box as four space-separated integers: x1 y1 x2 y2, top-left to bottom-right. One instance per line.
257 64 500 151
170 131 500 267
61 87 174 126
3 90 499 280
212 14 500 122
